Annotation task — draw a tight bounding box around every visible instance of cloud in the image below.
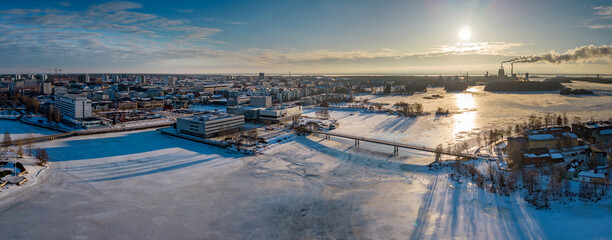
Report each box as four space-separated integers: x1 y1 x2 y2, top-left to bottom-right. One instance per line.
594 6 612 18
56 1 70 7
435 42 524 56
0 2 527 72
587 24 612 29
173 8 194 13
88 1 143 12
204 17 247 25
588 6 612 29
0 9 43 14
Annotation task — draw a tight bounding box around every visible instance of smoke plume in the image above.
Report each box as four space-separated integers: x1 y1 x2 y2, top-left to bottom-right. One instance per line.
503 44 612 64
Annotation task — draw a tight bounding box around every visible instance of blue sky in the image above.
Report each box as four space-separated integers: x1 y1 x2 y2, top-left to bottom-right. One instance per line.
1 0 611 74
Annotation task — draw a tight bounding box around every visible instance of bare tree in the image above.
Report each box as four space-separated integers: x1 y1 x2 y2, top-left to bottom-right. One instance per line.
246 128 259 144
523 170 540 195
435 144 443 162
16 140 24 157
3 131 10 145
315 108 330 119
35 148 49 166
26 132 33 156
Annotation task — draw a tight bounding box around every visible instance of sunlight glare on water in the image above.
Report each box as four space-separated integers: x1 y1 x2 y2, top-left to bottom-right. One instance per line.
453 93 476 136
455 93 475 110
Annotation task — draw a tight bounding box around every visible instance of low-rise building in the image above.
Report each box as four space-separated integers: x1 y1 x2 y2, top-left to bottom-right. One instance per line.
176 113 244 138
577 171 610 184
572 121 612 143
527 132 578 150
259 106 302 124
227 106 262 120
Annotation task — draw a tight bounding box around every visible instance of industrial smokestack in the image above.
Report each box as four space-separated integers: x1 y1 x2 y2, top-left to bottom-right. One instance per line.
511 63 514 76
504 44 612 64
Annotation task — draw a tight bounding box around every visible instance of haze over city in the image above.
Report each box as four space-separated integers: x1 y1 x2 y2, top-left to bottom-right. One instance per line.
1 0 612 74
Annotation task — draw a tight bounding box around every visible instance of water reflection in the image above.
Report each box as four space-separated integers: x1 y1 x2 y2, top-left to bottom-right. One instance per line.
453 111 476 135
453 93 476 136
455 93 475 110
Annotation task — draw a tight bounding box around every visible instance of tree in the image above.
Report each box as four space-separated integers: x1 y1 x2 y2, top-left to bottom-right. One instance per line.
506 125 513 138
246 128 259 144
523 170 539 195
16 140 24 157
435 144 443 162
315 108 330 119
3 131 10 145
383 84 392 95
35 148 49 166
26 132 33 156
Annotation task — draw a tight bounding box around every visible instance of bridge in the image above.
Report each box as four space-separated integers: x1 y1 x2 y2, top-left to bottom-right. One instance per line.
313 131 475 159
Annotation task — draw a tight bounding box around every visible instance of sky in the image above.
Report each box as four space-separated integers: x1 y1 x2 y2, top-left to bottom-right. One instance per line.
0 0 611 75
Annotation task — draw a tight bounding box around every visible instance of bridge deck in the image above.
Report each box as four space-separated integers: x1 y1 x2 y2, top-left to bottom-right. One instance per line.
313 131 474 158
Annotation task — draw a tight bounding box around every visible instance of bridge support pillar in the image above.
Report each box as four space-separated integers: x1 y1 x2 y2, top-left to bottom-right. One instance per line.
393 146 398 155
355 139 359 148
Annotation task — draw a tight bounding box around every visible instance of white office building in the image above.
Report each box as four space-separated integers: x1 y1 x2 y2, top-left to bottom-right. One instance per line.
176 113 244 138
55 95 92 119
259 106 302 123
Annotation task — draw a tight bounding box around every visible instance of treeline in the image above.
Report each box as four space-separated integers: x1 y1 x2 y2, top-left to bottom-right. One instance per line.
383 82 428 95
484 81 563 92
394 101 424 117
547 77 612 84
0 92 41 114
449 162 609 209
560 88 594 95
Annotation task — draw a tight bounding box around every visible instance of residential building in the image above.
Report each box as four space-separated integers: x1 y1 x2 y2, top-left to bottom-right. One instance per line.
250 96 272 108
40 82 52 95
572 121 612 143
577 171 610 184
527 132 578 150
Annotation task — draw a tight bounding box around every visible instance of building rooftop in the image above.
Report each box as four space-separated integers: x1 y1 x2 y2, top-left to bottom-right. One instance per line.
600 129 612 135
181 113 241 122
59 94 88 100
581 121 612 129
578 171 606 179
528 134 555 141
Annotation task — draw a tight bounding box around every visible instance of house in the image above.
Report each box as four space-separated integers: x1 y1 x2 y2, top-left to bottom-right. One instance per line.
577 171 610 185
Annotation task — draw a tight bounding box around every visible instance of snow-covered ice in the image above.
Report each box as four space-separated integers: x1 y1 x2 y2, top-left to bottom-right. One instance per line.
1 83 612 239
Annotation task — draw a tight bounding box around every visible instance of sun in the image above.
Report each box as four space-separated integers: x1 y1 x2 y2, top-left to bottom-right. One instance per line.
459 26 471 41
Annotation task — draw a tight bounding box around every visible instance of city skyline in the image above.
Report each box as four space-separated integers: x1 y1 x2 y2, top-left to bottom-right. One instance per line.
1 0 611 74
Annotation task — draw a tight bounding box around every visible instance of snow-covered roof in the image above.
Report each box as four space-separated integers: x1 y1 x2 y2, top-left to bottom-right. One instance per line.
524 153 550 158
600 129 612 135
550 153 564 159
528 134 555 141
561 132 578 138
578 171 606 179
